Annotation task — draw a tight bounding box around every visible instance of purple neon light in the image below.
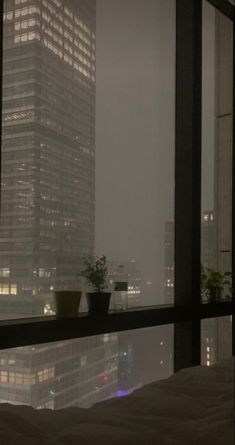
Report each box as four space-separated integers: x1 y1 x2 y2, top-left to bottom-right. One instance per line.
116 389 130 397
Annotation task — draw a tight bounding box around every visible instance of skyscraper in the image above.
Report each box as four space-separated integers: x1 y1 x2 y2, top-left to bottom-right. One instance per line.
1 0 96 313
0 0 118 410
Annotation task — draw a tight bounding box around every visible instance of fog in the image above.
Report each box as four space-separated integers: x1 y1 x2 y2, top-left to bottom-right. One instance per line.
95 0 175 305
202 1 215 213
95 0 217 306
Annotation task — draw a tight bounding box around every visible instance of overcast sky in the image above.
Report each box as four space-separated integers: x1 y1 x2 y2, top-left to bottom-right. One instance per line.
202 1 215 213
95 0 215 305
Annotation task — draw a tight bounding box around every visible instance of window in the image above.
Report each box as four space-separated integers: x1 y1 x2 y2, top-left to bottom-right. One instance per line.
0 371 8 383
0 326 173 409
1 0 175 318
201 1 233 303
0 0 233 415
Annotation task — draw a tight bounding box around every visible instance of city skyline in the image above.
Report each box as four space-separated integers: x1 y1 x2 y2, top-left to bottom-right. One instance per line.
0 0 232 412
0 0 174 410
0 0 120 410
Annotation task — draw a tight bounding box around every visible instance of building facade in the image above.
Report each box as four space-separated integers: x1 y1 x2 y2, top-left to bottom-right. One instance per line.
0 0 119 410
107 260 142 310
1 0 96 310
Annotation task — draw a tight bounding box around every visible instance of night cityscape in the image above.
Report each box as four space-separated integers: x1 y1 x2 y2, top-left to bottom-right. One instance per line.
0 0 232 414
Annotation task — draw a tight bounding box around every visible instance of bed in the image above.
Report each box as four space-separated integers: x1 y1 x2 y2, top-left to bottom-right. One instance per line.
0 358 234 445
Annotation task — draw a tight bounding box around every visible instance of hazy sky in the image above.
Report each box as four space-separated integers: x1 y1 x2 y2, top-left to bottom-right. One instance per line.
202 1 215 213
95 0 175 305
95 0 216 305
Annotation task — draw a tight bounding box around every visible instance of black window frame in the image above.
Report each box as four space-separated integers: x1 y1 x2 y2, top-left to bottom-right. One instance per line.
0 0 234 372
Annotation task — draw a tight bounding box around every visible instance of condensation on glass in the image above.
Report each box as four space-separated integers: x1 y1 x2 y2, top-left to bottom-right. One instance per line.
201 1 233 303
201 316 232 366
0 325 173 409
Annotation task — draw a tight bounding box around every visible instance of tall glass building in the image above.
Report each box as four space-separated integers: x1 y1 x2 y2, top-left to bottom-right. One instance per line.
1 0 96 313
0 0 119 410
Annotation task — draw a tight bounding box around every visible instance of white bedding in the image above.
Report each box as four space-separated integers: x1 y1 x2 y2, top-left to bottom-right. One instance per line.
0 358 234 445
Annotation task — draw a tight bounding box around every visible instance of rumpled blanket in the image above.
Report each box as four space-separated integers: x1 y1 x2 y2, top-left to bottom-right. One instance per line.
0 358 234 445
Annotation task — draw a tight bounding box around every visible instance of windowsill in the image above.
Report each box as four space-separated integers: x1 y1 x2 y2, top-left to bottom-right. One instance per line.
0 301 232 351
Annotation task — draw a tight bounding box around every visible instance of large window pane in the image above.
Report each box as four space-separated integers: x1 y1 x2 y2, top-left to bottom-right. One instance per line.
0 325 173 409
0 0 175 320
201 1 233 303
95 1 175 307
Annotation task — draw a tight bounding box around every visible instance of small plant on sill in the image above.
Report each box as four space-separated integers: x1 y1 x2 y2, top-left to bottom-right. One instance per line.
201 265 231 303
82 255 111 315
82 255 107 292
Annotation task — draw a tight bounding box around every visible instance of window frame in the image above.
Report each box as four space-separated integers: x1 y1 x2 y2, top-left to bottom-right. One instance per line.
0 0 234 371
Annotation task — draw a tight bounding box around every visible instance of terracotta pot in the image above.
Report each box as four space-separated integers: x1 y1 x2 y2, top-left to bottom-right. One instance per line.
86 292 111 315
54 291 81 318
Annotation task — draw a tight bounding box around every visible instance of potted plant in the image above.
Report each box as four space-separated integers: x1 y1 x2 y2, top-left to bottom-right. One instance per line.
201 264 208 303
82 255 111 315
54 290 82 319
201 266 231 303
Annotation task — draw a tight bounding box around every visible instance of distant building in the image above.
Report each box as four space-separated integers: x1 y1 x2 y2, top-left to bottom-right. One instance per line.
164 213 231 367
201 211 216 270
164 212 217 304
164 221 174 304
0 335 118 409
107 260 142 309
201 211 232 366
201 211 217 366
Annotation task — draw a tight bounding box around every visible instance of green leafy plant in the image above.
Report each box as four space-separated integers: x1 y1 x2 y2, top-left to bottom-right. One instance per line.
82 255 107 292
201 265 207 294
201 265 231 303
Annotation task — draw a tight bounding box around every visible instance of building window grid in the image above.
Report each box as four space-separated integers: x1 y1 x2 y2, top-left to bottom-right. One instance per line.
0 370 36 385
4 1 95 81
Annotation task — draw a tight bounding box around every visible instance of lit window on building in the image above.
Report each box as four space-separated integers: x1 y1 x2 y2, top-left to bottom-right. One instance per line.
0 268 10 277
0 284 10 295
38 368 55 382
10 284 17 295
0 371 8 383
